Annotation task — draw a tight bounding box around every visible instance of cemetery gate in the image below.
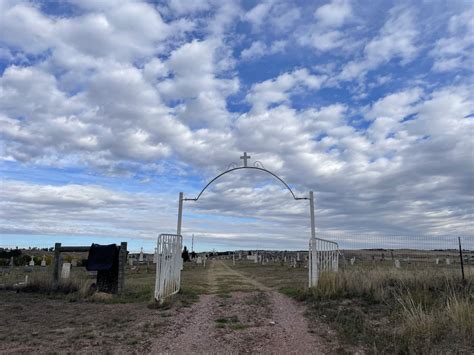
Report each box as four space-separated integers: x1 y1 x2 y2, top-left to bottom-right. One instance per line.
154 234 183 303
173 152 338 289
309 237 339 287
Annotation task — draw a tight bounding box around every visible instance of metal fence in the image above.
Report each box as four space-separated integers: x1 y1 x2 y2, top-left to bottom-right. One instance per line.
154 234 183 303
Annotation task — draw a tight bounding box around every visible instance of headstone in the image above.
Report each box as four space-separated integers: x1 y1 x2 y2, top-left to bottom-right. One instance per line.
139 247 144 263
394 259 401 268
29 259 35 266
203 256 206 268
196 256 202 264
10 256 14 268
446 258 451 265
296 252 300 261
71 259 78 267
41 256 46 267
61 263 71 279
255 252 258 264
129 258 134 267
350 257 355 265
435 258 439 265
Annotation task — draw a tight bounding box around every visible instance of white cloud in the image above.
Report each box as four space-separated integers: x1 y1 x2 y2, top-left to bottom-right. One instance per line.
240 40 286 61
243 2 273 30
339 6 419 80
430 10 474 72
314 0 352 28
246 69 327 113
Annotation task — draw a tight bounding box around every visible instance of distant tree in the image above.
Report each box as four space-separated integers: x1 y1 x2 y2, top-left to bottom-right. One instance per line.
182 246 190 262
14 254 31 266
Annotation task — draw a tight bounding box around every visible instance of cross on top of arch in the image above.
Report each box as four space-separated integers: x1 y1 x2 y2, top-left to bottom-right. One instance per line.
240 152 251 167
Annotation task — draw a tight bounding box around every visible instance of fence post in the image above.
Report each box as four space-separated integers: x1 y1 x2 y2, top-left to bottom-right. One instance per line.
53 242 61 289
118 242 127 294
458 237 465 284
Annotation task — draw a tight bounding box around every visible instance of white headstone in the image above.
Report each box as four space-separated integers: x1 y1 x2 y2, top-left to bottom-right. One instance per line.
446 258 451 265
41 256 46 267
395 259 401 268
435 258 439 265
29 259 35 266
350 257 355 265
129 258 134 266
196 256 202 264
139 247 144 262
61 263 71 279
255 252 258 264
296 252 300 261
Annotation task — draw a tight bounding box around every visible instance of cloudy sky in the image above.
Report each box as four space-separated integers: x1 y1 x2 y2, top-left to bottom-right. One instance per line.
0 0 473 251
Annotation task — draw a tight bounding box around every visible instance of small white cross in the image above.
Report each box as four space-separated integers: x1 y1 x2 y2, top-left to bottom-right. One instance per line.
240 152 251 167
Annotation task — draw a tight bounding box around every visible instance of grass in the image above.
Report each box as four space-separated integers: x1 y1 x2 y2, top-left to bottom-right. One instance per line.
304 266 472 353
215 315 248 330
229 258 473 353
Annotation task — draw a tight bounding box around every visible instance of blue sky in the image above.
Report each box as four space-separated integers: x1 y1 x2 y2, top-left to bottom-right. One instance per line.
0 0 473 252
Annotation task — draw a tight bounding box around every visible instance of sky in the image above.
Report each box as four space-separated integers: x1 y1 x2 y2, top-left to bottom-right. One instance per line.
0 0 473 252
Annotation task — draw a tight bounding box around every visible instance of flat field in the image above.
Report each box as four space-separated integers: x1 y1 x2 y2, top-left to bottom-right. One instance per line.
0 250 472 354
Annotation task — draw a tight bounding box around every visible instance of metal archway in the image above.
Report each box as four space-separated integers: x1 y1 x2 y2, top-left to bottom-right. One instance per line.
175 153 318 287
183 166 308 202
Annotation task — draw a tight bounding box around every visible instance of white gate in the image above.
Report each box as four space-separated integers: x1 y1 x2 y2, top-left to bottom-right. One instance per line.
154 234 183 303
309 237 339 287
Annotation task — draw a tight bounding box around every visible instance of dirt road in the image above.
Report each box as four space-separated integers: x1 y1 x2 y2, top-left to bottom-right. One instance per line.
152 260 328 354
0 261 329 354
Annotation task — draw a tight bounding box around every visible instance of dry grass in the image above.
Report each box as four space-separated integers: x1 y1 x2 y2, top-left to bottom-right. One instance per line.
446 293 474 339
306 265 474 353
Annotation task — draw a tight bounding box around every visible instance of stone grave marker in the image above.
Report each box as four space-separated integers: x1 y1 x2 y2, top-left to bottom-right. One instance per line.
196 256 202 264
61 262 71 279
29 258 35 266
435 258 439 265
394 259 401 268
41 256 46 267
446 258 451 265
350 257 355 265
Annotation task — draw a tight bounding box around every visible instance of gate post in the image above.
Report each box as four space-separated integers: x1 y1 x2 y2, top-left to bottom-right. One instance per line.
309 191 318 288
53 242 61 290
177 192 183 235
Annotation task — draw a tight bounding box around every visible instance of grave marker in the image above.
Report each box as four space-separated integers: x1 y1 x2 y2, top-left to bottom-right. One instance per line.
61 263 71 279
395 259 401 268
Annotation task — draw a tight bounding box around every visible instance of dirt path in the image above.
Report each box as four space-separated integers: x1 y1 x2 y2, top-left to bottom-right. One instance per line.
152 260 328 354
